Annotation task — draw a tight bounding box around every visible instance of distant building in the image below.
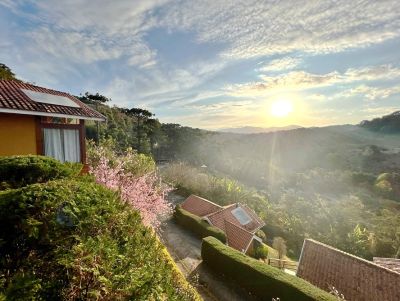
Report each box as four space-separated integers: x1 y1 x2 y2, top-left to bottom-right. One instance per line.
297 239 400 301
0 80 105 167
181 194 265 254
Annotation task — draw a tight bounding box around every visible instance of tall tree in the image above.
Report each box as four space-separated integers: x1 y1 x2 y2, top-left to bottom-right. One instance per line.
125 108 154 153
0 63 18 80
78 92 111 142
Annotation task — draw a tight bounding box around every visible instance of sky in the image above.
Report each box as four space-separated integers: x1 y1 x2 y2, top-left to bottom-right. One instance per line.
1 0 400 130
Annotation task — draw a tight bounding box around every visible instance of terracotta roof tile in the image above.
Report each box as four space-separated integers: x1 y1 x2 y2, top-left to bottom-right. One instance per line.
207 203 264 233
0 80 105 120
373 257 400 274
224 220 254 253
181 195 222 217
297 239 400 301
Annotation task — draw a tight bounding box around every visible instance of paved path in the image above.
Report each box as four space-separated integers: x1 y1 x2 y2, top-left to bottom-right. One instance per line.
159 192 257 301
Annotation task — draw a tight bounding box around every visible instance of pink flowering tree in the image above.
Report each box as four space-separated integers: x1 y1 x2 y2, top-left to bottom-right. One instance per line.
87 140 172 230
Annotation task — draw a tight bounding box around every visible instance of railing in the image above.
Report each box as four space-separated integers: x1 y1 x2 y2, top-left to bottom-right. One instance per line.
267 258 298 272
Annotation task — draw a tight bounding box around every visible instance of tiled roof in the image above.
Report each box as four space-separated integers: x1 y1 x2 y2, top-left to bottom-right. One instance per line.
0 80 105 120
297 239 400 301
181 195 222 217
207 203 264 233
224 220 254 253
373 257 400 274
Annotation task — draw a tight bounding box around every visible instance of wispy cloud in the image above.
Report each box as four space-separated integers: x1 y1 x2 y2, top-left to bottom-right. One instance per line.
258 57 302 72
226 65 400 97
160 0 400 59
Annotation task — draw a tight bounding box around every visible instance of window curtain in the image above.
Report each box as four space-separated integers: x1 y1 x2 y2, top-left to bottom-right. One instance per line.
43 128 64 162
63 129 80 163
43 128 81 163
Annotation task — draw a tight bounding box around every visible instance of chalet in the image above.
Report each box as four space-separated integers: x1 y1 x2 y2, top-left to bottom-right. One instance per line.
181 194 265 254
0 80 105 166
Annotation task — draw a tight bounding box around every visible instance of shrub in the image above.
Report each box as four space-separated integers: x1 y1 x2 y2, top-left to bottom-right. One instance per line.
252 243 269 260
0 179 200 300
201 237 336 301
174 205 226 243
0 155 81 189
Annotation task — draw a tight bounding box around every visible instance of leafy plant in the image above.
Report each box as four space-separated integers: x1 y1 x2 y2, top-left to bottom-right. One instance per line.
0 155 81 190
0 179 200 300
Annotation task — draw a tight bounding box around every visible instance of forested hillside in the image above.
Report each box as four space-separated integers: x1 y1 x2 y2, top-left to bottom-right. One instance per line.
80 96 400 261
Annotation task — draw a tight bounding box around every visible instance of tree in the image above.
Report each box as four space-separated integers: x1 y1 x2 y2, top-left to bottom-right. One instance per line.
0 63 17 80
124 108 154 153
78 92 112 142
80 92 111 104
272 237 287 260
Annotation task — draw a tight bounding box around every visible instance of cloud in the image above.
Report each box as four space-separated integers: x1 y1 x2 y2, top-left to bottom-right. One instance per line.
341 85 400 100
258 57 302 72
159 0 400 59
226 65 400 97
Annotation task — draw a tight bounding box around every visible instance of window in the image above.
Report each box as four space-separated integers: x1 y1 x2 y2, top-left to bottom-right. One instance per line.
231 207 252 225
43 128 80 163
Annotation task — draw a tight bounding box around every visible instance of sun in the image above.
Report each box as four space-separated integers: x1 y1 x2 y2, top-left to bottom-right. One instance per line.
270 100 293 117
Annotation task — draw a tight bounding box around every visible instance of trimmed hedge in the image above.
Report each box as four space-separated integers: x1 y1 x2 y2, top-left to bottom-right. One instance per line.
0 179 201 300
174 205 226 243
201 237 336 301
0 155 82 189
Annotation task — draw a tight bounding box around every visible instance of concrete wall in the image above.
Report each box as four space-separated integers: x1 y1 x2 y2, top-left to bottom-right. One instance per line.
0 113 37 156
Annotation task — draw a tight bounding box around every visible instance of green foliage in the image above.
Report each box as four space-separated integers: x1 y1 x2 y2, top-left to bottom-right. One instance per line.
174 205 226 243
201 237 336 301
0 63 17 80
163 163 269 212
87 139 155 176
360 111 400 133
374 172 400 200
0 179 200 300
0 155 81 189
252 243 269 260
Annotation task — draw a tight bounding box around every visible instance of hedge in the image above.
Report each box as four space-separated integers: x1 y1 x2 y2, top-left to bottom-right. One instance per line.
0 155 81 189
201 237 336 301
174 205 226 243
0 178 201 300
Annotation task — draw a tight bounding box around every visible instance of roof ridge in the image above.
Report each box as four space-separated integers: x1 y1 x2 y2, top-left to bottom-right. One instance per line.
189 194 223 208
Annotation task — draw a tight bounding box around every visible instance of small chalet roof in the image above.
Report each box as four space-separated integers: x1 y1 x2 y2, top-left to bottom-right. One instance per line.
207 203 264 233
181 194 222 217
224 220 255 253
0 80 105 121
373 257 400 274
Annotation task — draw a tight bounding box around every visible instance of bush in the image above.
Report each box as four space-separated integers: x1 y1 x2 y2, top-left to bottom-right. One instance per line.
0 179 200 300
252 243 269 260
174 205 226 243
0 155 81 189
201 237 336 301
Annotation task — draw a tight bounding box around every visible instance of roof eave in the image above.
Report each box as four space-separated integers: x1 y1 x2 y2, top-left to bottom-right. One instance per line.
0 107 106 122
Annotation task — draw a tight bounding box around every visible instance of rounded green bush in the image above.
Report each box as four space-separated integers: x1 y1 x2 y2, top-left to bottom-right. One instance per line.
0 155 82 189
0 179 199 300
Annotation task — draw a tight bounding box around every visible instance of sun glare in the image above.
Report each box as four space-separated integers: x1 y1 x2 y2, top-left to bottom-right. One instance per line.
270 100 293 117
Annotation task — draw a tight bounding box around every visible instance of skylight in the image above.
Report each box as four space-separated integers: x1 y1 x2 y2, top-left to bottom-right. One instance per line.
22 89 80 108
231 207 252 225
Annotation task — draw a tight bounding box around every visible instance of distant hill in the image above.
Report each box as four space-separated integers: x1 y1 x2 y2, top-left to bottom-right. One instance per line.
360 111 400 133
218 125 302 134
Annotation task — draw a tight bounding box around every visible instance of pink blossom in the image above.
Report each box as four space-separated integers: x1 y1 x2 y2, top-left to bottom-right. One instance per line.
88 145 172 230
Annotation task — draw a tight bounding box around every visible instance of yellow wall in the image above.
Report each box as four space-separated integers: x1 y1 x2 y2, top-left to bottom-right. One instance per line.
0 113 37 156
